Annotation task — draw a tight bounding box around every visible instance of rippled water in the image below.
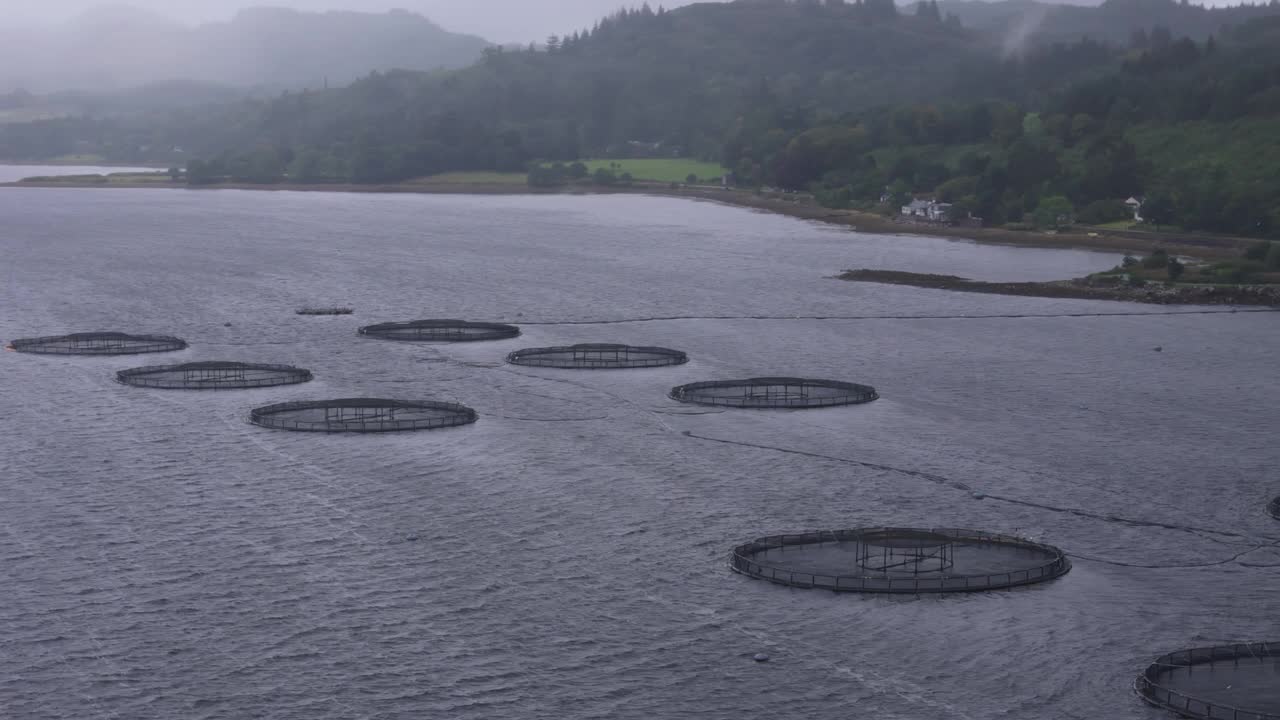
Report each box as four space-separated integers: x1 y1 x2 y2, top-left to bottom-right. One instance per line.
2 186 1278 720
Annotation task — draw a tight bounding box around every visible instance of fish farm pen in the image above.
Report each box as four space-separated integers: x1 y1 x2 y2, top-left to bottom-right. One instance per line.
117 361 313 390
250 398 478 433
358 319 520 342
730 527 1071 593
8 332 188 356
296 307 353 315
1136 642 1280 720
1269 496 1280 520
670 377 878 409
506 343 688 369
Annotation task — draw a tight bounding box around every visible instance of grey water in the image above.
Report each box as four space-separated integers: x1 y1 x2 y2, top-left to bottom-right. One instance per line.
1 185 1278 720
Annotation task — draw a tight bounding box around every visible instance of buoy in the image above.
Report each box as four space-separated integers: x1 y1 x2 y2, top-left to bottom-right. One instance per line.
1153 346 1162 352
406 535 419 542
972 491 986 500
753 653 770 663
224 322 232 327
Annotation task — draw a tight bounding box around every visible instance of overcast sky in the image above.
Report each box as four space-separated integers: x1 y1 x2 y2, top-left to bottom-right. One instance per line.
0 1 707 43
3 0 1244 43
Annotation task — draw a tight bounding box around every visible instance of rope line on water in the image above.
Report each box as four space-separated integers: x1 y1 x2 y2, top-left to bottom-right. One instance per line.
515 307 1279 325
680 431 1280 568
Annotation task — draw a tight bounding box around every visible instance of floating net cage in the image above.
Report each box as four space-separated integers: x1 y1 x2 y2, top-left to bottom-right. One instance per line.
296 307 353 316
507 343 688 370
8 332 188 356
1269 496 1280 521
670 377 878 409
730 527 1071 593
250 398 477 433
1136 642 1280 720
358 319 520 343
117 361 313 390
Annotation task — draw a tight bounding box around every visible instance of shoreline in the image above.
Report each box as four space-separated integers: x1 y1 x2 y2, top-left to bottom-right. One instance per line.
839 269 1280 306
0 160 170 169
0 177 1253 259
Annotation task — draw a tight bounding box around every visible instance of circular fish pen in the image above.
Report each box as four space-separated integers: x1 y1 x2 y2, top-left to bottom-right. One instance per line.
1136 642 1280 719
507 343 688 369
670 377 878 409
8 332 188 356
358 319 520 343
1269 496 1280 520
730 527 1071 593
250 398 477 433
117 361 313 390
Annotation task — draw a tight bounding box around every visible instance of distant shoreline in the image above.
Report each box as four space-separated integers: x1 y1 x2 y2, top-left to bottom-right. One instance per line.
0 176 1252 260
839 269 1280 307
0 160 169 169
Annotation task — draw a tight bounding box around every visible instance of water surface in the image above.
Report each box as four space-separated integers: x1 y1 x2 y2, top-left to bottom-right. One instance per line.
2 186 1278 720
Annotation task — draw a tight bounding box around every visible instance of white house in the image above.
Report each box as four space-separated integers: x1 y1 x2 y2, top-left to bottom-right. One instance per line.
1125 196 1144 222
901 198 953 222
901 198 932 217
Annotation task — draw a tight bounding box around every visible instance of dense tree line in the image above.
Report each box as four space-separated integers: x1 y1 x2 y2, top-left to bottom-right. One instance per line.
726 17 1280 237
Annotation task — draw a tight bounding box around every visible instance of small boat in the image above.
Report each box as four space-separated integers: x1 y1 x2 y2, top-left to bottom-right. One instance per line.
296 307 354 316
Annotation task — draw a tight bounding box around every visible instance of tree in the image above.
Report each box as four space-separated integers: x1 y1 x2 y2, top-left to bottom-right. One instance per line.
1167 257 1185 281
1141 191 1175 228
1078 198 1131 225
1033 195 1074 229
1267 242 1280 270
546 35 561 53
686 173 698 184
1244 240 1272 261
914 0 941 21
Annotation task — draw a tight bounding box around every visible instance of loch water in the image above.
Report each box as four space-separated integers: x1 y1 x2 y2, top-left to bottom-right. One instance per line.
2 186 1278 720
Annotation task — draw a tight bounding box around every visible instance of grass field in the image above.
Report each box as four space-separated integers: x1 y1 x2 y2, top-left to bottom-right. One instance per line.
20 172 174 185
46 154 109 165
578 158 726 183
407 171 525 185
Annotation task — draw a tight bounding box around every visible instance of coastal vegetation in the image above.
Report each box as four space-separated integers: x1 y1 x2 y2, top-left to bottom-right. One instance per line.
840 240 1280 305
839 268 1280 305
1 0 1278 241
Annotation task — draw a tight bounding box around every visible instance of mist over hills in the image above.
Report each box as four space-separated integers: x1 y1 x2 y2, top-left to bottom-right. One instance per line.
0 5 491 93
942 0 1280 46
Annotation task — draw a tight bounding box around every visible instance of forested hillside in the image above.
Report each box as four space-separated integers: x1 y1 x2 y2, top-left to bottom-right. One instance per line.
940 0 1280 45
733 14 1280 236
2 0 1278 237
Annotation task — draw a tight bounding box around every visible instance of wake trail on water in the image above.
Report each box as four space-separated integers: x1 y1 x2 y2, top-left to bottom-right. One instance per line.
680 431 1280 568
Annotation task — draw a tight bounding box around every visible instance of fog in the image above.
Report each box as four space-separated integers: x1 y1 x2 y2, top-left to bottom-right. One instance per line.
0 1 707 44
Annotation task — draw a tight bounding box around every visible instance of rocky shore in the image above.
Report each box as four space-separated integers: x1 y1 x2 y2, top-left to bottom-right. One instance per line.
838 269 1280 306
